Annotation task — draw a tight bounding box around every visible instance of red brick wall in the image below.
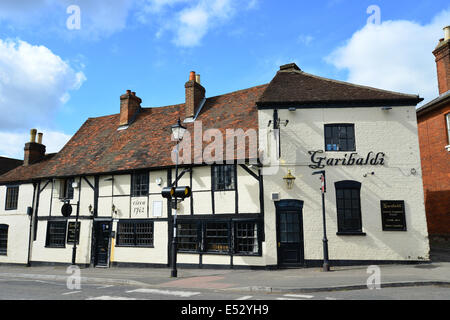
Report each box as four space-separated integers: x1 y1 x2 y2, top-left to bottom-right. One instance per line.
417 102 450 236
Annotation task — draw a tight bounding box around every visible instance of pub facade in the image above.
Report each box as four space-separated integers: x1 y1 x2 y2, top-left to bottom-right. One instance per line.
0 63 430 268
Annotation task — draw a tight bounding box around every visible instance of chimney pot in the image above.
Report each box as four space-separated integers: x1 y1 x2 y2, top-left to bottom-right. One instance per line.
195 74 201 84
37 133 43 144
30 129 37 143
444 26 450 41
189 71 196 81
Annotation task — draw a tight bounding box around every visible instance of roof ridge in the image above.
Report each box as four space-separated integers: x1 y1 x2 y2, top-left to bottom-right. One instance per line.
299 70 420 99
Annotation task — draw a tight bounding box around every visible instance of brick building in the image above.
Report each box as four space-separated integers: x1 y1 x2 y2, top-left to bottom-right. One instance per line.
417 26 450 241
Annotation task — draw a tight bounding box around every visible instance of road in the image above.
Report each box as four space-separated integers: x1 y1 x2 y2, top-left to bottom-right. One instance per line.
0 275 449 300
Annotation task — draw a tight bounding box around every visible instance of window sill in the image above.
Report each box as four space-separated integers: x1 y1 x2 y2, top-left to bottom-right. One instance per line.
115 245 154 248
336 232 366 236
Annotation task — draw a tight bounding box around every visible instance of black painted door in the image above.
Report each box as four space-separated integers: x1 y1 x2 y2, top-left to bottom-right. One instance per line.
94 221 111 267
276 200 304 266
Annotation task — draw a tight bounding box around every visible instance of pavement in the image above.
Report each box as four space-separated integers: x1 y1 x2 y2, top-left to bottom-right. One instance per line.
0 257 449 294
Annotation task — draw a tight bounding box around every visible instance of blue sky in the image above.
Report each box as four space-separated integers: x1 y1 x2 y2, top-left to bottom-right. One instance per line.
0 0 449 158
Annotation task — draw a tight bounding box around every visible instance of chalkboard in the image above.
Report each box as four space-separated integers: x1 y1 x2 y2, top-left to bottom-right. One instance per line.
380 200 407 231
67 222 81 244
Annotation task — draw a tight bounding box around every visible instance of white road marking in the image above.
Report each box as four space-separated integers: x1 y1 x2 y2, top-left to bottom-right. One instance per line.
62 291 82 295
97 285 114 289
87 296 137 300
126 288 201 298
276 297 299 300
236 296 253 300
284 294 314 299
325 297 338 300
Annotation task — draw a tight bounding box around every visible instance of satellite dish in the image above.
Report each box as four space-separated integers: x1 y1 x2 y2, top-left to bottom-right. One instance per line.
61 203 72 217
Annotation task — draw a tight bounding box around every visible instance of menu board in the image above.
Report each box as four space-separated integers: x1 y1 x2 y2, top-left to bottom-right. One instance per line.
380 200 407 231
67 222 81 244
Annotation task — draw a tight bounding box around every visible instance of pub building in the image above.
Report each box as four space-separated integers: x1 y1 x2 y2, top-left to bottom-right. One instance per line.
0 63 430 269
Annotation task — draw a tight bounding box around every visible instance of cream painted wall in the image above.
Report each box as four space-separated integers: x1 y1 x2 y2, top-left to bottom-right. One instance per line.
259 106 430 263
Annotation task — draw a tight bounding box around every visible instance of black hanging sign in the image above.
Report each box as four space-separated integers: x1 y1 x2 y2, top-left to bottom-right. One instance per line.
61 203 72 217
380 200 407 231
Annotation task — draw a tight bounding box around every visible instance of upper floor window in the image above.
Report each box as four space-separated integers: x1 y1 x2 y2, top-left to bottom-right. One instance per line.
5 186 19 210
212 165 236 191
325 124 355 152
131 172 149 197
335 180 363 234
59 178 74 200
446 113 450 146
0 224 8 255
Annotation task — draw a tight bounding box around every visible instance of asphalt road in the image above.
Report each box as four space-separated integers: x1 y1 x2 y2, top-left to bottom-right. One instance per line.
0 275 449 300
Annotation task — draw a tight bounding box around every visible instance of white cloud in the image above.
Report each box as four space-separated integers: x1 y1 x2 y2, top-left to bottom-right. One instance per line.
326 9 450 106
0 129 72 159
0 38 86 130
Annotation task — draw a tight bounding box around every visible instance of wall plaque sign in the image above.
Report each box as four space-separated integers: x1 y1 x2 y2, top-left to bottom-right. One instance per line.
67 222 81 244
131 197 148 217
380 200 407 231
308 150 385 169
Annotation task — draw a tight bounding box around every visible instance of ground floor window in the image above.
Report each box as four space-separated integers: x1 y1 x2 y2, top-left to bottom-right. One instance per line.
45 221 67 248
0 225 8 255
177 218 261 256
116 220 154 247
335 180 363 234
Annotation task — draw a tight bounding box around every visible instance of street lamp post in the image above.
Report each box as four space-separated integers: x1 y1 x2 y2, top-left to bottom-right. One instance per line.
312 170 330 272
170 118 186 278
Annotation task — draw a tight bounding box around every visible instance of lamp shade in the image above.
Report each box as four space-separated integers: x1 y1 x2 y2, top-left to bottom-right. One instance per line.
171 118 187 141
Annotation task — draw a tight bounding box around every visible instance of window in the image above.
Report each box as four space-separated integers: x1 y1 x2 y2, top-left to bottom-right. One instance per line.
59 178 74 200
177 223 199 252
116 220 153 247
177 219 261 255
45 221 67 248
324 124 355 151
335 181 363 234
446 113 450 145
131 172 149 197
5 186 19 210
212 165 236 191
67 222 81 244
235 222 259 254
0 225 8 255
205 222 230 253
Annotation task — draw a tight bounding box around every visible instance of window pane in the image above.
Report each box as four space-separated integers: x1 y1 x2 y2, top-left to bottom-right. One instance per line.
177 223 198 251
324 124 355 151
214 165 236 191
46 221 67 248
336 183 362 233
5 186 19 210
0 225 8 255
132 173 149 197
205 222 229 252
235 222 258 254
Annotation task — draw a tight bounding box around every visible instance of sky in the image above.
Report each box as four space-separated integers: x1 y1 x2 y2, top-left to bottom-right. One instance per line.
0 0 449 158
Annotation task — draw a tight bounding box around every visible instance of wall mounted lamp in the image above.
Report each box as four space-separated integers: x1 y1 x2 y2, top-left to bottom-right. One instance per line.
283 170 296 189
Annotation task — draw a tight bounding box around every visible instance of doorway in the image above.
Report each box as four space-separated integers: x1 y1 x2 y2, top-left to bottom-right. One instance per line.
93 220 111 267
275 200 305 267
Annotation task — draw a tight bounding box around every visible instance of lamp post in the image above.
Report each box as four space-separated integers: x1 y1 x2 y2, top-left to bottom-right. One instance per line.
170 118 186 278
312 170 330 272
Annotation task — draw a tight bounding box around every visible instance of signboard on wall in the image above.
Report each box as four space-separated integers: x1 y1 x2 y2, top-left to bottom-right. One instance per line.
380 200 407 231
67 222 81 244
131 197 148 218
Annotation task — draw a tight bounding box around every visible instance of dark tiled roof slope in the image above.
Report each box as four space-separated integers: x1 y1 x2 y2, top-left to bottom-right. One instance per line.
257 69 423 107
0 157 23 176
0 84 268 183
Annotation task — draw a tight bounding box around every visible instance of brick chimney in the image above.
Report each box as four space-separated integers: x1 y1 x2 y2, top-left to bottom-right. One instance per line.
24 129 46 166
185 71 205 119
433 26 450 95
119 90 142 126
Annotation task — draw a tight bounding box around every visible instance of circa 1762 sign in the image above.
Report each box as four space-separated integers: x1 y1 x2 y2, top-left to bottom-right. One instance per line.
308 150 386 169
380 200 407 231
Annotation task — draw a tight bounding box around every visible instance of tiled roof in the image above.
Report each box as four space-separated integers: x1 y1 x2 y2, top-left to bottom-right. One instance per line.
0 157 24 176
257 67 423 107
0 84 268 183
